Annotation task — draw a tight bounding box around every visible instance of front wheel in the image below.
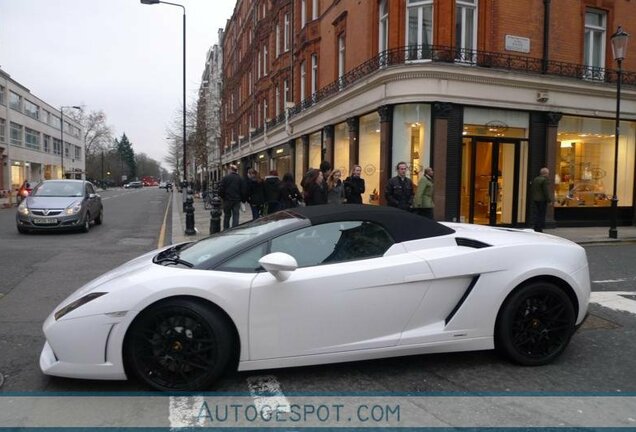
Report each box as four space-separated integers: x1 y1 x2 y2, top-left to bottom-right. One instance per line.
124 298 234 391
94 208 103 225
495 281 576 366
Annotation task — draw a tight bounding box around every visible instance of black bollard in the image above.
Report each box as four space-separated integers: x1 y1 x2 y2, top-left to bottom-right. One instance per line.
185 186 196 235
209 183 222 234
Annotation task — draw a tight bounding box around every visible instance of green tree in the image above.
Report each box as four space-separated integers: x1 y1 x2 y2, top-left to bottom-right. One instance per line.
115 133 136 179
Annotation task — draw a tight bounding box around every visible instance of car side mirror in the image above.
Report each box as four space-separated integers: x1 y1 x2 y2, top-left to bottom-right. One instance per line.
89 193 97 199
258 252 298 281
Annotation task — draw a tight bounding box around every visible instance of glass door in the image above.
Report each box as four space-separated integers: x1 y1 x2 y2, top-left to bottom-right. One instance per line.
461 138 522 226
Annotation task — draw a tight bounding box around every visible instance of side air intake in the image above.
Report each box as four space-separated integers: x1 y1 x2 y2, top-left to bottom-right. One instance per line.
455 237 491 249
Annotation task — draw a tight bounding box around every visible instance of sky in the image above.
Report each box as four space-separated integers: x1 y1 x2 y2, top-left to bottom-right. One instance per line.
0 0 236 168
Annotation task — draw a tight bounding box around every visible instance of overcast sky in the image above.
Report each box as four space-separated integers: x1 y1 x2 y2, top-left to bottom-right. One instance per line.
1 0 236 168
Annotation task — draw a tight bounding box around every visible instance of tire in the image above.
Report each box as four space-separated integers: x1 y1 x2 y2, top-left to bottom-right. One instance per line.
94 208 103 225
495 281 576 366
124 298 234 391
17 226 28 234
81 213 91 233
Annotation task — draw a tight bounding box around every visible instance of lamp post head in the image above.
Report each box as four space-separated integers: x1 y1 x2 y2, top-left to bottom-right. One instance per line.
611 26 630 62
140 0 160 4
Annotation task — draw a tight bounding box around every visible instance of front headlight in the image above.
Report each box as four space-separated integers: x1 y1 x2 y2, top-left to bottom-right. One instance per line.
65 200 82 215
54 292 107 320
18 201 29 216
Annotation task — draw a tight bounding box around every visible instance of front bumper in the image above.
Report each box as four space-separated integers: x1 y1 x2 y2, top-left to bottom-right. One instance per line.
17 213 85 231
40 312 128 380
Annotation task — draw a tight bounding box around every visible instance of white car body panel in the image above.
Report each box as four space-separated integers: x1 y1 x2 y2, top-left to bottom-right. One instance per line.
40 218 591 383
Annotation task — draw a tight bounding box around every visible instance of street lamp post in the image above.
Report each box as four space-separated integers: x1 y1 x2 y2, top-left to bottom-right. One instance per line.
609 26 630 239
60 105 81 179
142 0 195 235
140 0 187 183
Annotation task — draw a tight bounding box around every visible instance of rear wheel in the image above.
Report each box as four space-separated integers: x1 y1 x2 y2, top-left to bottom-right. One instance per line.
124 298 234 391
495 281 576 366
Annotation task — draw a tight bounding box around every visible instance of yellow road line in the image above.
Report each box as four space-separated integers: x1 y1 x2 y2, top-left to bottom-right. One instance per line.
158 192 172 248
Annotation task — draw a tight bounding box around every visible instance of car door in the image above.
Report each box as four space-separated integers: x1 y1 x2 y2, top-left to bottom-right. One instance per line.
84 183 97 217
247 221 435 360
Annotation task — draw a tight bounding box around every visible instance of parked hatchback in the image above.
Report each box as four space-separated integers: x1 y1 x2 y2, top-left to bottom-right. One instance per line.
16 180 103 234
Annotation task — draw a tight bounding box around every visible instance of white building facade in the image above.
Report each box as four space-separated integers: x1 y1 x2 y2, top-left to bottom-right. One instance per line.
200 29 224 183
0 68 83 195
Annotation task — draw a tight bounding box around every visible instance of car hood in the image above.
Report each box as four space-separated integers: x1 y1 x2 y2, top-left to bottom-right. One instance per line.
25 196 81 208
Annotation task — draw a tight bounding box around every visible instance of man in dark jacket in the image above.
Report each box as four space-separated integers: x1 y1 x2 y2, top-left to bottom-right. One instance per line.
530 167 551 232
262 170 281 215
385 161 414 211
219 164 246 229
344 164 365 204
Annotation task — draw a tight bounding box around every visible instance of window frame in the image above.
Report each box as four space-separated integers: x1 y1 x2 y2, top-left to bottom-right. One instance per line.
405 0 434 61
583 8 607 80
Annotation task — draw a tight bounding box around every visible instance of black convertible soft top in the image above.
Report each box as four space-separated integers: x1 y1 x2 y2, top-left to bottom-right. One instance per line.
286 204 455 243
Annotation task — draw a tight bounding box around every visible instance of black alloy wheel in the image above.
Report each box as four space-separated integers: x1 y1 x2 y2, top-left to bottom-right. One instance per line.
124 298 233 391
495 281 576 366
81 213 91 233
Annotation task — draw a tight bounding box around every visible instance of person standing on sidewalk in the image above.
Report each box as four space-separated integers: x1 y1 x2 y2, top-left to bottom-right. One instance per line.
530 167 552 232
413 167 434 218
219 164 246 229
385 162 414 211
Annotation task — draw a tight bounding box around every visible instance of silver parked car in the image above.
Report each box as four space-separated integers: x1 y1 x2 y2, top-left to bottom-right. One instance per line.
16 180 103 234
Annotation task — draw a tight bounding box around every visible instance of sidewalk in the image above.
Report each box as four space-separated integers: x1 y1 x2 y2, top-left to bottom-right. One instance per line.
170 192 636 245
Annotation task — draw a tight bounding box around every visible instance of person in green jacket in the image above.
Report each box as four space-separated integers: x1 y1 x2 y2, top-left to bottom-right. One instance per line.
414 167 434 219
530 167 551 232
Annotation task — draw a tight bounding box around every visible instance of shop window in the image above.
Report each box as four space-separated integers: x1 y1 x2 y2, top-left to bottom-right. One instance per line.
334 122 350 176
295 137 305 184
556 117 634 207
392 104 431 185
359 112 381 205
309 131 322 169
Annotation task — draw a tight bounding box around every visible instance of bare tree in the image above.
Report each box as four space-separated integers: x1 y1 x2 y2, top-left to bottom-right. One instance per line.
67 108 113 156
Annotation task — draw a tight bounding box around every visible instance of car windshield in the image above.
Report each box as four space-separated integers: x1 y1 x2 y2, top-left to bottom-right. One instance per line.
32 182 84 197
178 211 303 267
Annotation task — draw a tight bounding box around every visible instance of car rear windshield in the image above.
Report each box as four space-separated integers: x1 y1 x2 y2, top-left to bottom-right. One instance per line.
32 182 83 197
178 211 304 267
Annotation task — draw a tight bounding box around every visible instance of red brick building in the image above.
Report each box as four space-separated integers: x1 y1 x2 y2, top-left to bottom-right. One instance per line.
221 0 636 227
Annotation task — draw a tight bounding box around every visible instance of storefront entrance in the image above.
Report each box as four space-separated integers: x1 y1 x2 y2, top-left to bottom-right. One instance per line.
461 137 528 226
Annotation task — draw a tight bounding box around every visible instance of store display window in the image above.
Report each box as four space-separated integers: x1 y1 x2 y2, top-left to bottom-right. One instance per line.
294 137 305 183
556 116 635 207
334 122 349 176
309 131 322 169
392 104 431 184
359 112 381 205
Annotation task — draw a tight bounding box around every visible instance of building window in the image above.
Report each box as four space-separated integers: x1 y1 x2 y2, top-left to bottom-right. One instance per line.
311 54 318 97
24 100 40 120
43 134 51 153
249 71 252 94
406 0 433 61
258 50 262 78
359 112 382 204
0 118 5 143
301 0 307 28
334 122 349 175
41 110 49 124
338 35 346 85
300 60 306 102
9 91 22 111
555 116 634 208
391 104 431 185
284 13 290 52
263 98 268 124
276 23 281 57
25 127 40 150
53 138 62 155
309 131 322 169
584 9 606 80
50 114 61 129
263 45 268 76
10 122 23 146
284 79 290 106
65 142 70 158
379 0 389 65
455 0 477 62
275 84 281 117
312 0 318 20
75 145 82 161
0 85 5 105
